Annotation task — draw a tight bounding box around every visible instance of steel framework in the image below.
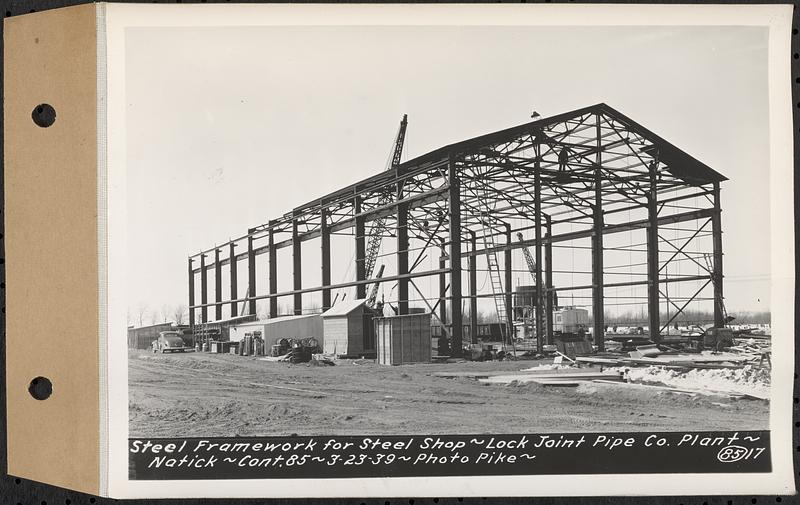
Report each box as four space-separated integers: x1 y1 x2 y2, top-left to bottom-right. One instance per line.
187 103 727 356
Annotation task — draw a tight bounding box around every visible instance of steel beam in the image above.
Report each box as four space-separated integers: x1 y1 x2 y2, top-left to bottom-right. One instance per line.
647 161 661 343
354 196 367 300
292 215 302 315
229 243 237 317
712 181 724 327
268 223 277 318
200 253 208 322
190 190 712 274
191 267 449 309
321 208 332 311
188 258 195 328
469 231 478 345
461 208 715 260
448 155 463 356
592 115 605 350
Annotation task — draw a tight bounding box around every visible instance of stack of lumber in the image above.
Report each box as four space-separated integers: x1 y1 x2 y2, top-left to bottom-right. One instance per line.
477 370 623 386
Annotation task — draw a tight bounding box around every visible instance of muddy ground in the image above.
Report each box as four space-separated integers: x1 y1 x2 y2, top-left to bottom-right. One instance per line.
128 349 769 437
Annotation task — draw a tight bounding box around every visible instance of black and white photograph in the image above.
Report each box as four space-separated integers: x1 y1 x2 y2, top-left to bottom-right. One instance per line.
99 3 795 498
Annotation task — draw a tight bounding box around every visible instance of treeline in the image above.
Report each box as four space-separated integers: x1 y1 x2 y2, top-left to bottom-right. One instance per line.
602 309 770 326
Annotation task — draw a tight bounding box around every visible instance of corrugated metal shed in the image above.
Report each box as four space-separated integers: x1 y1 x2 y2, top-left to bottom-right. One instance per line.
229 314 323 347
127 322 174 349
322 299 375 357
375 313 432 365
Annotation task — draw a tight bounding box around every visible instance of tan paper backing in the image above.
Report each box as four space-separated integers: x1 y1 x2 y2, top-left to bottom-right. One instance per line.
4 4 99 494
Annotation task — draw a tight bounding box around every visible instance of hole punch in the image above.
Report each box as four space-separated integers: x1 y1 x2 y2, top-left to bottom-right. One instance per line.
28 376 52 400
31 103 56 128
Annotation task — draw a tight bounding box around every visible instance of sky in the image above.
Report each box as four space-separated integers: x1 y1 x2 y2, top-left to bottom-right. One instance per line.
125 24 771 323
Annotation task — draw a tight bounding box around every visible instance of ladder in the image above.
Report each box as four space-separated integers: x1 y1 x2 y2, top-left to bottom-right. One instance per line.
480 214 512 351
702 253 729 326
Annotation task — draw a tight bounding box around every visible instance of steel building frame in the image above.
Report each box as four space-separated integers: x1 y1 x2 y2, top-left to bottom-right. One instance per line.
187 103 727 356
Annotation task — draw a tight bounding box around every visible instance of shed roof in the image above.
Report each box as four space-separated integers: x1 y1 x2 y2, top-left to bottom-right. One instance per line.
128 322 174 331
202 314 258 325
322 299 366 318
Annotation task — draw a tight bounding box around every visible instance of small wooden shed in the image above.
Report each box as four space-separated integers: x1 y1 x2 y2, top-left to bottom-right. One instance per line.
322 299 375 357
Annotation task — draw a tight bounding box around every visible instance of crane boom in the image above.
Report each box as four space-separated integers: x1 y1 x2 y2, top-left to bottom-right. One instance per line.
365 264 386 308
390 114 408 168
363 115 408 306
517 232 537 281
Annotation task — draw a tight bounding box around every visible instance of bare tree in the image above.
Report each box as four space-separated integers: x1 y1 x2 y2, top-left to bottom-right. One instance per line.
172 304 188 325
135 303 148 327
149 308 161 325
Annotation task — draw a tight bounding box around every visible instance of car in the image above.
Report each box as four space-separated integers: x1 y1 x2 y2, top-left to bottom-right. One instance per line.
152 332 188 353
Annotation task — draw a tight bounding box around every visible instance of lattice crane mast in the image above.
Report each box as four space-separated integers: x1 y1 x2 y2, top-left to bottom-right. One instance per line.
517 232 537 281
363 114 408 307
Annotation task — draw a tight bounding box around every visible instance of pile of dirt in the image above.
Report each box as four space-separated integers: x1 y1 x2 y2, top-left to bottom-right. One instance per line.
622 365 770 398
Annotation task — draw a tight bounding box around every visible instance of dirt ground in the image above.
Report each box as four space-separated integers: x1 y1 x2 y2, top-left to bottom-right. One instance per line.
128 349 769 437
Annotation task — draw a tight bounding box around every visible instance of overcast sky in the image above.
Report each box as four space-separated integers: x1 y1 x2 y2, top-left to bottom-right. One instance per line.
125 24 770 322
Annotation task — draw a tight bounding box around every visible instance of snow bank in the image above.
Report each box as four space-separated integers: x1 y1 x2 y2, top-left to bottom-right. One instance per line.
620 365 770 398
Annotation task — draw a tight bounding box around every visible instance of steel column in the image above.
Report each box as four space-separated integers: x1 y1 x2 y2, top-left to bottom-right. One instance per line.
321 209 332 311
592 116 605 350
268 224 278 318
712 181 724 327
397 198 409 314
188 258 195 328
544 215 554 345
229 243 238 317
448 154 463 356
248 230 257 317
214 248 222 320
534 158 544 351
469 231 478 345
354 196 367 300
292 215 302 315
504 223 514 340
439 255 447 327
200 253 208 323
647 161 660 343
